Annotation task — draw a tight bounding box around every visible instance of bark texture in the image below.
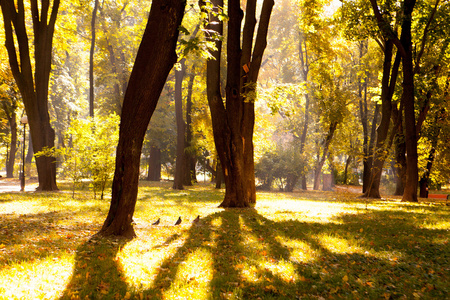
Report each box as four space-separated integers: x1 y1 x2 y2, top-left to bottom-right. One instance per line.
99 0 185 238
0 0 60 191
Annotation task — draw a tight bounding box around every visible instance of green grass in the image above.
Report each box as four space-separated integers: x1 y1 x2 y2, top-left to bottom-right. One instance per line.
0 182 449 299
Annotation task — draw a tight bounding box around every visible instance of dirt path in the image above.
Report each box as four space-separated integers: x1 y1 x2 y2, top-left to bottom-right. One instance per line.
0 178 39 193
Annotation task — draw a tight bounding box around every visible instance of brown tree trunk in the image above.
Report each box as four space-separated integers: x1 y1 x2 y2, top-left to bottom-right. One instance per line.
298 32 310 191
2 103 17 178
99 0 185 238
313 122 337 190
202 0 273 207
363 40 400 198
184 67 196 186
147 146 161 181
173 59 186 190
1 0 60 191
400 0 418 203
89 0 99 117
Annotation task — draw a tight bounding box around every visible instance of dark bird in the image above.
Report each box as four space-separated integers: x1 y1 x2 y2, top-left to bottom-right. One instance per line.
192 215 200 224
175 216 182 225
152 218 160 225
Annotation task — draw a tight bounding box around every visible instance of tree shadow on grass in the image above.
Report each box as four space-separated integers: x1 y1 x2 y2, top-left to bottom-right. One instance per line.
59 205 449 299
60 237 129 299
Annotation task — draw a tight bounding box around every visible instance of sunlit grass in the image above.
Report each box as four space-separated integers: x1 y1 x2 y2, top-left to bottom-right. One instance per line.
0 183 449 299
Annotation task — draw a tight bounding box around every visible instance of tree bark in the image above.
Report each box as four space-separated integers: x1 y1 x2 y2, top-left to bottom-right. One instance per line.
89 0 99 117
98 0 185 238
147 146 161 181
202 0 273 207
400 0 418 203
1 0 60 191
363 39 400 198
1 102 17 178
184 68 196 185
313 122 338 190
173 59 186 190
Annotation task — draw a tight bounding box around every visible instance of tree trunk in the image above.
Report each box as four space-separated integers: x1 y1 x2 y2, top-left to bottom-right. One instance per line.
2 104 17 178
147 146 161 181
1 0 60 191
173 59 186 190
184 67 196 186
313 122 337 190
400 0 418 203
392 115 407 195
89 0 99 117
98 0 185 238
363 40 400 198
202 0 273 207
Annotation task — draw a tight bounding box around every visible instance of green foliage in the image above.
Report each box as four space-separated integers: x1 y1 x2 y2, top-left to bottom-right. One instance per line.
38 114 120 198
255 145 308 191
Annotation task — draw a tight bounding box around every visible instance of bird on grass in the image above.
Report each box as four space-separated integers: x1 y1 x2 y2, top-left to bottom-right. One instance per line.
192 215 200 224
175 216 182 225
152 218 160 225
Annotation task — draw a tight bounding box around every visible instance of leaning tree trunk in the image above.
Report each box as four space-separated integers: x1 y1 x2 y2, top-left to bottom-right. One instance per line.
363 40 400 198
99 0 185 238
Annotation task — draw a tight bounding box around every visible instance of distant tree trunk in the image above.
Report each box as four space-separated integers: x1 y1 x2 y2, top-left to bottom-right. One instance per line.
343 155 351 185
313 122 337 190
184 67 196 186
99 0 185 238
363 40 400 198
392 105 406 195
1 0 60 191
2 103 17 178
173 59 186 190
147 146 161 181
298 32 310 191
364 104 379 192
89 0 99 117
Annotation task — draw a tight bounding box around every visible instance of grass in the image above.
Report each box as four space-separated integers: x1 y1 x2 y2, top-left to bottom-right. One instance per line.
0 182 449 299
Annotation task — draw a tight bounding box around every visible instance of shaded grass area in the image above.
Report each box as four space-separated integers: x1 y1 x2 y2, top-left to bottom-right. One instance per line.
0 182 449 299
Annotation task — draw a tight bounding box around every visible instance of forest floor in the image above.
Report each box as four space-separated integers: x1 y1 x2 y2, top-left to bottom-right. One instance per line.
0 181 448 299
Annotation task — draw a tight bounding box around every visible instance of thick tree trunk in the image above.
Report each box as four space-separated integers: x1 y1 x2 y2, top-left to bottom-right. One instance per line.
99 0 185 238
1 0 60 191
400 0 418 203
173 59 186 190
147 146 161 181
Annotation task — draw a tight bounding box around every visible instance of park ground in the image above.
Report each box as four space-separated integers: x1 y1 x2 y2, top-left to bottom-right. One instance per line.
0 181 449 299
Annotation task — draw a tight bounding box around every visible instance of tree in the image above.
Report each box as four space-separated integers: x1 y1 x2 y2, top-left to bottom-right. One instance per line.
98 0 186 238
0 0 60 191
89 0 99 117
202 0 274 207
0 65 20 178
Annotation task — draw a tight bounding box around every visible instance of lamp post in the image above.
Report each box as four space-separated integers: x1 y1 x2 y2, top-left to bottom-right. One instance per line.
20 116 28 192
